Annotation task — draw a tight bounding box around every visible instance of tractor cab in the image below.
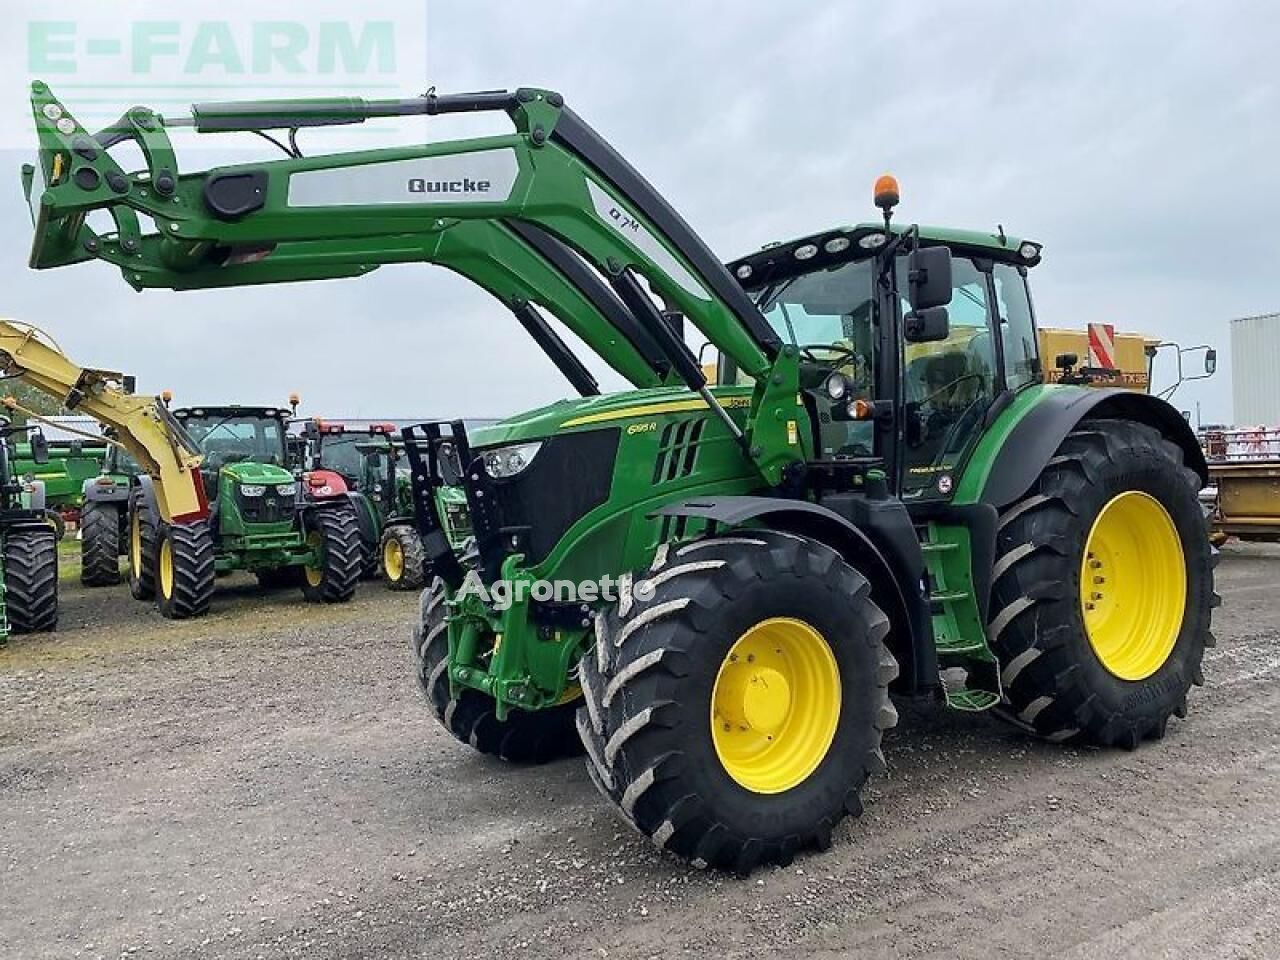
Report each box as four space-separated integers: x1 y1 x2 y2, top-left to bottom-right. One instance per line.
301 419 397 500
171 405 296 529
723 210 1045 504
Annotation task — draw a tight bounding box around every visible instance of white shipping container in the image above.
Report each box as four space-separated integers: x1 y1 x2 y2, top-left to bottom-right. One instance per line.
1231 312 1280 426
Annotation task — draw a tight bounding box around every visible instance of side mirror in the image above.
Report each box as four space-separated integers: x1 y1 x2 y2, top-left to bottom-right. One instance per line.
30 429 49 465
1204 348 1217 376
904 306 950 343
907 246 953 311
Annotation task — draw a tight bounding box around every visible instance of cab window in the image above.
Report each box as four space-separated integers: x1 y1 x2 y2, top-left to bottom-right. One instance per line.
992 263 1040 390
901 257 997 496
757 259 877 458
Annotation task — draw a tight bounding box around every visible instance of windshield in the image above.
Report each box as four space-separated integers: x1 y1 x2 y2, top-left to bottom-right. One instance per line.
755 259 876 458
183 415 287 468
318 434 391 482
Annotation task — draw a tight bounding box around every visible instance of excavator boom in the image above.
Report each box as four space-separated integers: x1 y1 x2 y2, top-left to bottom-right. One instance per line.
0 320 206 523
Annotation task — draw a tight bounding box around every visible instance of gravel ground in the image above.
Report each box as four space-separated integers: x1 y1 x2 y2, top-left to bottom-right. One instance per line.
2 545 1278 960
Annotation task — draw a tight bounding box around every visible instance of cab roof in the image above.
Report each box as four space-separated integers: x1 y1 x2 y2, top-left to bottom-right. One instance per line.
727 223 1042 293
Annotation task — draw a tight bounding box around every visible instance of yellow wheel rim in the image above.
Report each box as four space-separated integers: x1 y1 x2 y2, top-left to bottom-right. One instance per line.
304 531 324 588
1081 491 1186 681
383 537 404 581
158 537 174 600
130 509 142 577
711 617 841 794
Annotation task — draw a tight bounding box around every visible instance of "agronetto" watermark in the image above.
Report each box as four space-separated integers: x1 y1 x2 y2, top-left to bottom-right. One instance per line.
454 571 659 612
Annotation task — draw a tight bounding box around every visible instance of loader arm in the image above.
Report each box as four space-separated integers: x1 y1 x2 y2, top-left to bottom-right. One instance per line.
23 82 803 484
0 320 206 523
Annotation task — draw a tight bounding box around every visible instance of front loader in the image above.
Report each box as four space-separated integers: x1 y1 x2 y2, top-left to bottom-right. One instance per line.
24 83 1217 872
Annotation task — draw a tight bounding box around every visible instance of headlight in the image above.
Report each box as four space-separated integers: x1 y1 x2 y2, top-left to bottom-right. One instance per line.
824 372 848 400
240 484 266 497
275 482 297 496
481 441 543 479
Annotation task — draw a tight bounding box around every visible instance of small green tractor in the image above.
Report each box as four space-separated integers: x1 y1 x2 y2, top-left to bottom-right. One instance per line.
0 418 58 640
25 83 1218 872
127 404 362 618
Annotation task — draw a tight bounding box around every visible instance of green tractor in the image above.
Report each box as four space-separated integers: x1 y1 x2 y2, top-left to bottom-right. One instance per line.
126 404 362 617
25 84 1217 871
0 419 58 640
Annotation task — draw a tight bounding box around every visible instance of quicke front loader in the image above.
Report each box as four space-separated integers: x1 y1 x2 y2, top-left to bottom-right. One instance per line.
24 83 1218 872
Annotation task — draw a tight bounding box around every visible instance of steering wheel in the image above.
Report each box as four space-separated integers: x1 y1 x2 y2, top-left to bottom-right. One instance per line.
799 343 858 366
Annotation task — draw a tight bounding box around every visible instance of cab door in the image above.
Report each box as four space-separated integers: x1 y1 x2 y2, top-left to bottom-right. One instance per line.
898 256 999 501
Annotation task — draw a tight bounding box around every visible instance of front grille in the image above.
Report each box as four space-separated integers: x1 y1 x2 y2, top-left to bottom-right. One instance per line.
482 428 620 567
652 417 705 484
237 489 293 523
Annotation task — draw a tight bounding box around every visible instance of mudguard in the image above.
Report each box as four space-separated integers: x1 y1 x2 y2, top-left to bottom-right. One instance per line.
301 468 349 501
132 474 159 518
656 495 939 697
979 387 1207 510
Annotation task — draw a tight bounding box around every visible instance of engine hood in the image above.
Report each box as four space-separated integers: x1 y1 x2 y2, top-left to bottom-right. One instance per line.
220 461 295 484
470 385 754 448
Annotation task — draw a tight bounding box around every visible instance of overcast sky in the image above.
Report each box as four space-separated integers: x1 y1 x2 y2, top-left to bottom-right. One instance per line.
2 1 1276 425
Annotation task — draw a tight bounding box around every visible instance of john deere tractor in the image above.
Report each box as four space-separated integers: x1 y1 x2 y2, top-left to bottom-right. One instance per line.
25 84 1217 871
126 404 362 617
0 418 58 640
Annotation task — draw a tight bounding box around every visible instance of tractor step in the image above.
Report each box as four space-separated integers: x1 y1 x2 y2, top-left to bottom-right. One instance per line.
944 687 1002 711
919 522 1002 712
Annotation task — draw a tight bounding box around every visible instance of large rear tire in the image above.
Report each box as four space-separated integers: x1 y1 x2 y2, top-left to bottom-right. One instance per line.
381 524 426 592
80 501 123 587
300 507 362 603
127 488 157 601
578 530 897 872
4 526 58 634
989 418 1216 748
411 577 582 763
155 522 216 620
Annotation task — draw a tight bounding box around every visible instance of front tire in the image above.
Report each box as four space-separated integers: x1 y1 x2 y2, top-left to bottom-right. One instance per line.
989 418 1216 747
155 521 215 620
80 501 123 587
578 530 898 872
127 488 157 601
381 524 426 592
4 526 58 633
300 507 362 603
411 578 582 763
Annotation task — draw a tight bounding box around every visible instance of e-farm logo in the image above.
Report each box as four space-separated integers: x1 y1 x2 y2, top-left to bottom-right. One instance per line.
27 21 396 79
14 2 427 148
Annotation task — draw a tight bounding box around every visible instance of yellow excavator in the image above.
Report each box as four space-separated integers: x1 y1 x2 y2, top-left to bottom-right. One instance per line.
0 319 207 635
0 320 206 521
